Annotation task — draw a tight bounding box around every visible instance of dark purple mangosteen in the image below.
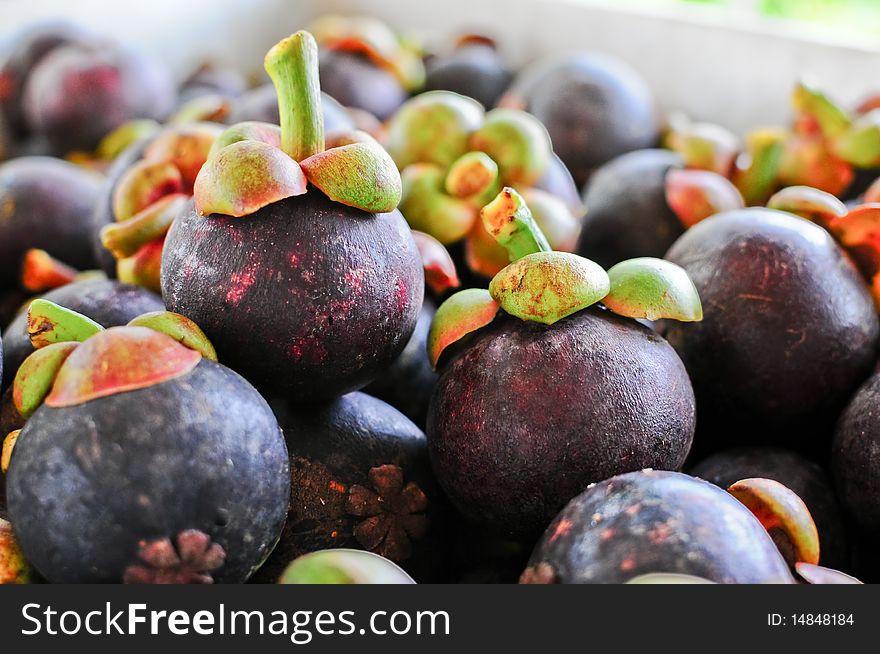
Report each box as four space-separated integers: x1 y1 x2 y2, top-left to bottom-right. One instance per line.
426 188 701 538
690 447 849 570
178 62 248 103
500 53 661 187
424 35 513 109
161 31 421 402
577 149 744 268
521 470 794 584
21 41 175 155
5 302 289 583
252 391 449 583
0 156 101 289
2 278 163 389
664 208 879 450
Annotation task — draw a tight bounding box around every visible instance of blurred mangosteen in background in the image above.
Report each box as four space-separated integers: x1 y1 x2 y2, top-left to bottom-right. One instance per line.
426 188 701 538
424 34 513 109
309 15 425 121
500 52 661 187
162 31 422 402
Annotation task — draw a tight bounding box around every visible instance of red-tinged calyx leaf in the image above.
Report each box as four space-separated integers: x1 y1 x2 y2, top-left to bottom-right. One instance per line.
489 251 609 325
728 478 820 568
732 129 786 205
777 135 853 198
864 177 880 203
399 163 478 244
265 31 325 162
445 151 499 199
792 80 852 139
116 238 165 293
193 140 307 217
325 129 375 149
1 431 19 474
385 91 485 170
481 187 552 261
143 122 224 189
169 94 232 126
827 203 880 306
45 326 202 408
469 108 552 187
766 186 847 227
209 122 282 157
12 341 80 419
27 299 103 349
300 138 402 212
0 517 31 584
832 109 880 169
411 230 460 294
465 217 511 279
112 159 185 222
101 193 189 260
665 169 745 229
665 118 740 176
604 258 703 322
427 288 499 368
279 549 415 585
20 249 78 292
127 311 218 361
795 563 862 585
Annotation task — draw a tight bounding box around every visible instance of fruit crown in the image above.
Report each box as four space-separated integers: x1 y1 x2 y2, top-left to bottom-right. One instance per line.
308 15 425 91
193 31 402 218
11 300 217 420
384 90 581 276
426 188 703 367
767 183 880 310
99 121 224 292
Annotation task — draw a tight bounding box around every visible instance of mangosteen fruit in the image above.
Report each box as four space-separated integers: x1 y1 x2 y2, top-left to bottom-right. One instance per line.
278 549 414 584
179 62 248 103
500 53 661 186
424 35 513 109
252 391 448 583
832 370 880 535
2 278 163 389
365 300 438 429
691 447 849 570
664 208 879 448
21 41 175 155
0 156 102 289
161 31 421 402
426 188 702 537
521 470 794 584
5 301 289 583
310 15 424 121
578 149 744 268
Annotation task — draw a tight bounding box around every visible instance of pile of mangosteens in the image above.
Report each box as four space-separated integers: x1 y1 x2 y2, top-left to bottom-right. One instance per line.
3 11 880 588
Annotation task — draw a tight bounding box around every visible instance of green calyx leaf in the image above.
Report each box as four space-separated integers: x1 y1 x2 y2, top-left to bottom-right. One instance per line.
27 299 104 349
209 121 282 158
427 288 500 368
278 549 415 585
100 193 189 260
732 129 786 205
400 163 478 243
626 573 715 585
301 136 402 212
445 151 499 199
489 251 609 325
481 187 551 262
792 80 852 139
127 311 218 361
469 108 551 187
766 185 847 226
385 91 485 170
97 119 161 161
603 257 703 322
832 109 880 169
12 341 80 419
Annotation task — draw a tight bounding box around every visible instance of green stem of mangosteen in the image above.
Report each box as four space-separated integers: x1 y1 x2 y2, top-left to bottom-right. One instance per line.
265 31 325 162
27 299 104 349
480 187 551 262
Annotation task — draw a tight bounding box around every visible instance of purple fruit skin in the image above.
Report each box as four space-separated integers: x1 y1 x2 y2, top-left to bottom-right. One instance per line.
161 191 423 402
524 469 794 584
578 149 684 268
0 156 101 287
22 42 175 154
507 53 660 186
424 42 513 109
427 308 695 537
664 208 879 448
319 50 408 121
